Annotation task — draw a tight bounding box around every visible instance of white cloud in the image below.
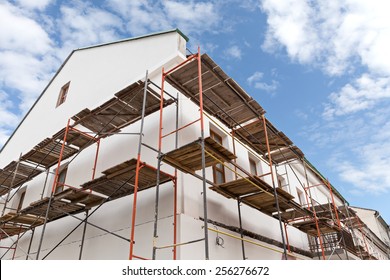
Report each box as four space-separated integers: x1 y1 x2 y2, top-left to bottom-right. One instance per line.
301 107 390 195
0 2 56 114
58 3 123 54
0 91 19 127
247 71 264 84
0 2 52 54
14 0 53 10
247 71 279 93
164 1 220 34
224 45 242 59
261 0 319 64
0 0 224 148
294 109 308 120
261 0 390 196
261 0 390 116
0 51 56 112
0 91 21 147
336 140 390 194
261 0 390 76
323 74 390 119
107 0 221 37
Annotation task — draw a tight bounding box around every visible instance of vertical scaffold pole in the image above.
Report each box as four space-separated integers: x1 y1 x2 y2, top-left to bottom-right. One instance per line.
79 138 100 260
306 186 326 260
237 199 246 260
36 118 71 260
173 92 179 260
303 160 325 259
129 71 149 260
261 115 287 260
326 179 341 229
344 202 362 258
231 129 246 259
79 210 88 260
357 217 371 260
197 47 209 260
153 68 166 260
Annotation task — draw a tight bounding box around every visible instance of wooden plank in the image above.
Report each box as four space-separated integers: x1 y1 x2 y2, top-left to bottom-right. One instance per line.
81 159 172 200
0 224 29 239
9 214 45 226
54 188 105 208
53 128 95 149
72 81 173 136
162 137 236 173
210 176 274 198
21 137 78 168
21 198 85 221
0 162 43 189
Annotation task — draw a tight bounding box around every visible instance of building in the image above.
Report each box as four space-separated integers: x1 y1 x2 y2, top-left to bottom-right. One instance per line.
0 29 389 260
348 207 390 260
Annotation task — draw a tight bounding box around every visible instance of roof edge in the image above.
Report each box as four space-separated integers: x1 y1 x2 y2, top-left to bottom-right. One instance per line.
351 206 389 226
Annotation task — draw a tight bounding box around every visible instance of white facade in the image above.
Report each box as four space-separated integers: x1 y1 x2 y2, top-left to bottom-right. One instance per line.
0 30 388 260
350 207 390 260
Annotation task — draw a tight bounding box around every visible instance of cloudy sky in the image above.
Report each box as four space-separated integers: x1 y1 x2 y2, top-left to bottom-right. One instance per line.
0 0 389 223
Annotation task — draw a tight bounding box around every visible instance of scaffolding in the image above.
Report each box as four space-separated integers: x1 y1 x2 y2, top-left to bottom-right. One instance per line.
0 79 176 260
152 50 377 260
0 48 377 260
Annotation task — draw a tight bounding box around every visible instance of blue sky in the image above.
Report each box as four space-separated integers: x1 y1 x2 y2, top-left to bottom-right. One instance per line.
0 0 389 224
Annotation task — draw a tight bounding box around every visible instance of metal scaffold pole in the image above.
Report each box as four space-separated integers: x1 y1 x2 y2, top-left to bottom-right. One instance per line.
261 115 288 260
197 47 209 260
35 118 71 260
129 70 149 260
237 199 246 260
79 210 88 260
153 68 166 260
173 92 179 260
303 160 326 259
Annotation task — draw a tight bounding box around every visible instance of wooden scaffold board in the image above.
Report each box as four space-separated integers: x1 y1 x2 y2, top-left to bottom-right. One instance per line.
20 137 78 168
81 158 173 200
21 188 104 222
292 218 341 236
234 119 304 163
162 137 236 174
72 81 173 136
209 175 309 220
0 161 43 195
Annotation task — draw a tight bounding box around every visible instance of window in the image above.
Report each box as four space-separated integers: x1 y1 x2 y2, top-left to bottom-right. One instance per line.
56 81 70 107
210 130 225 184
55 166 68 194
249 158 257 176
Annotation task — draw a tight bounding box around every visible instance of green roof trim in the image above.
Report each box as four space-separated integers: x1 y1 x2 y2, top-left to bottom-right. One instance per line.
175 28 189 42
